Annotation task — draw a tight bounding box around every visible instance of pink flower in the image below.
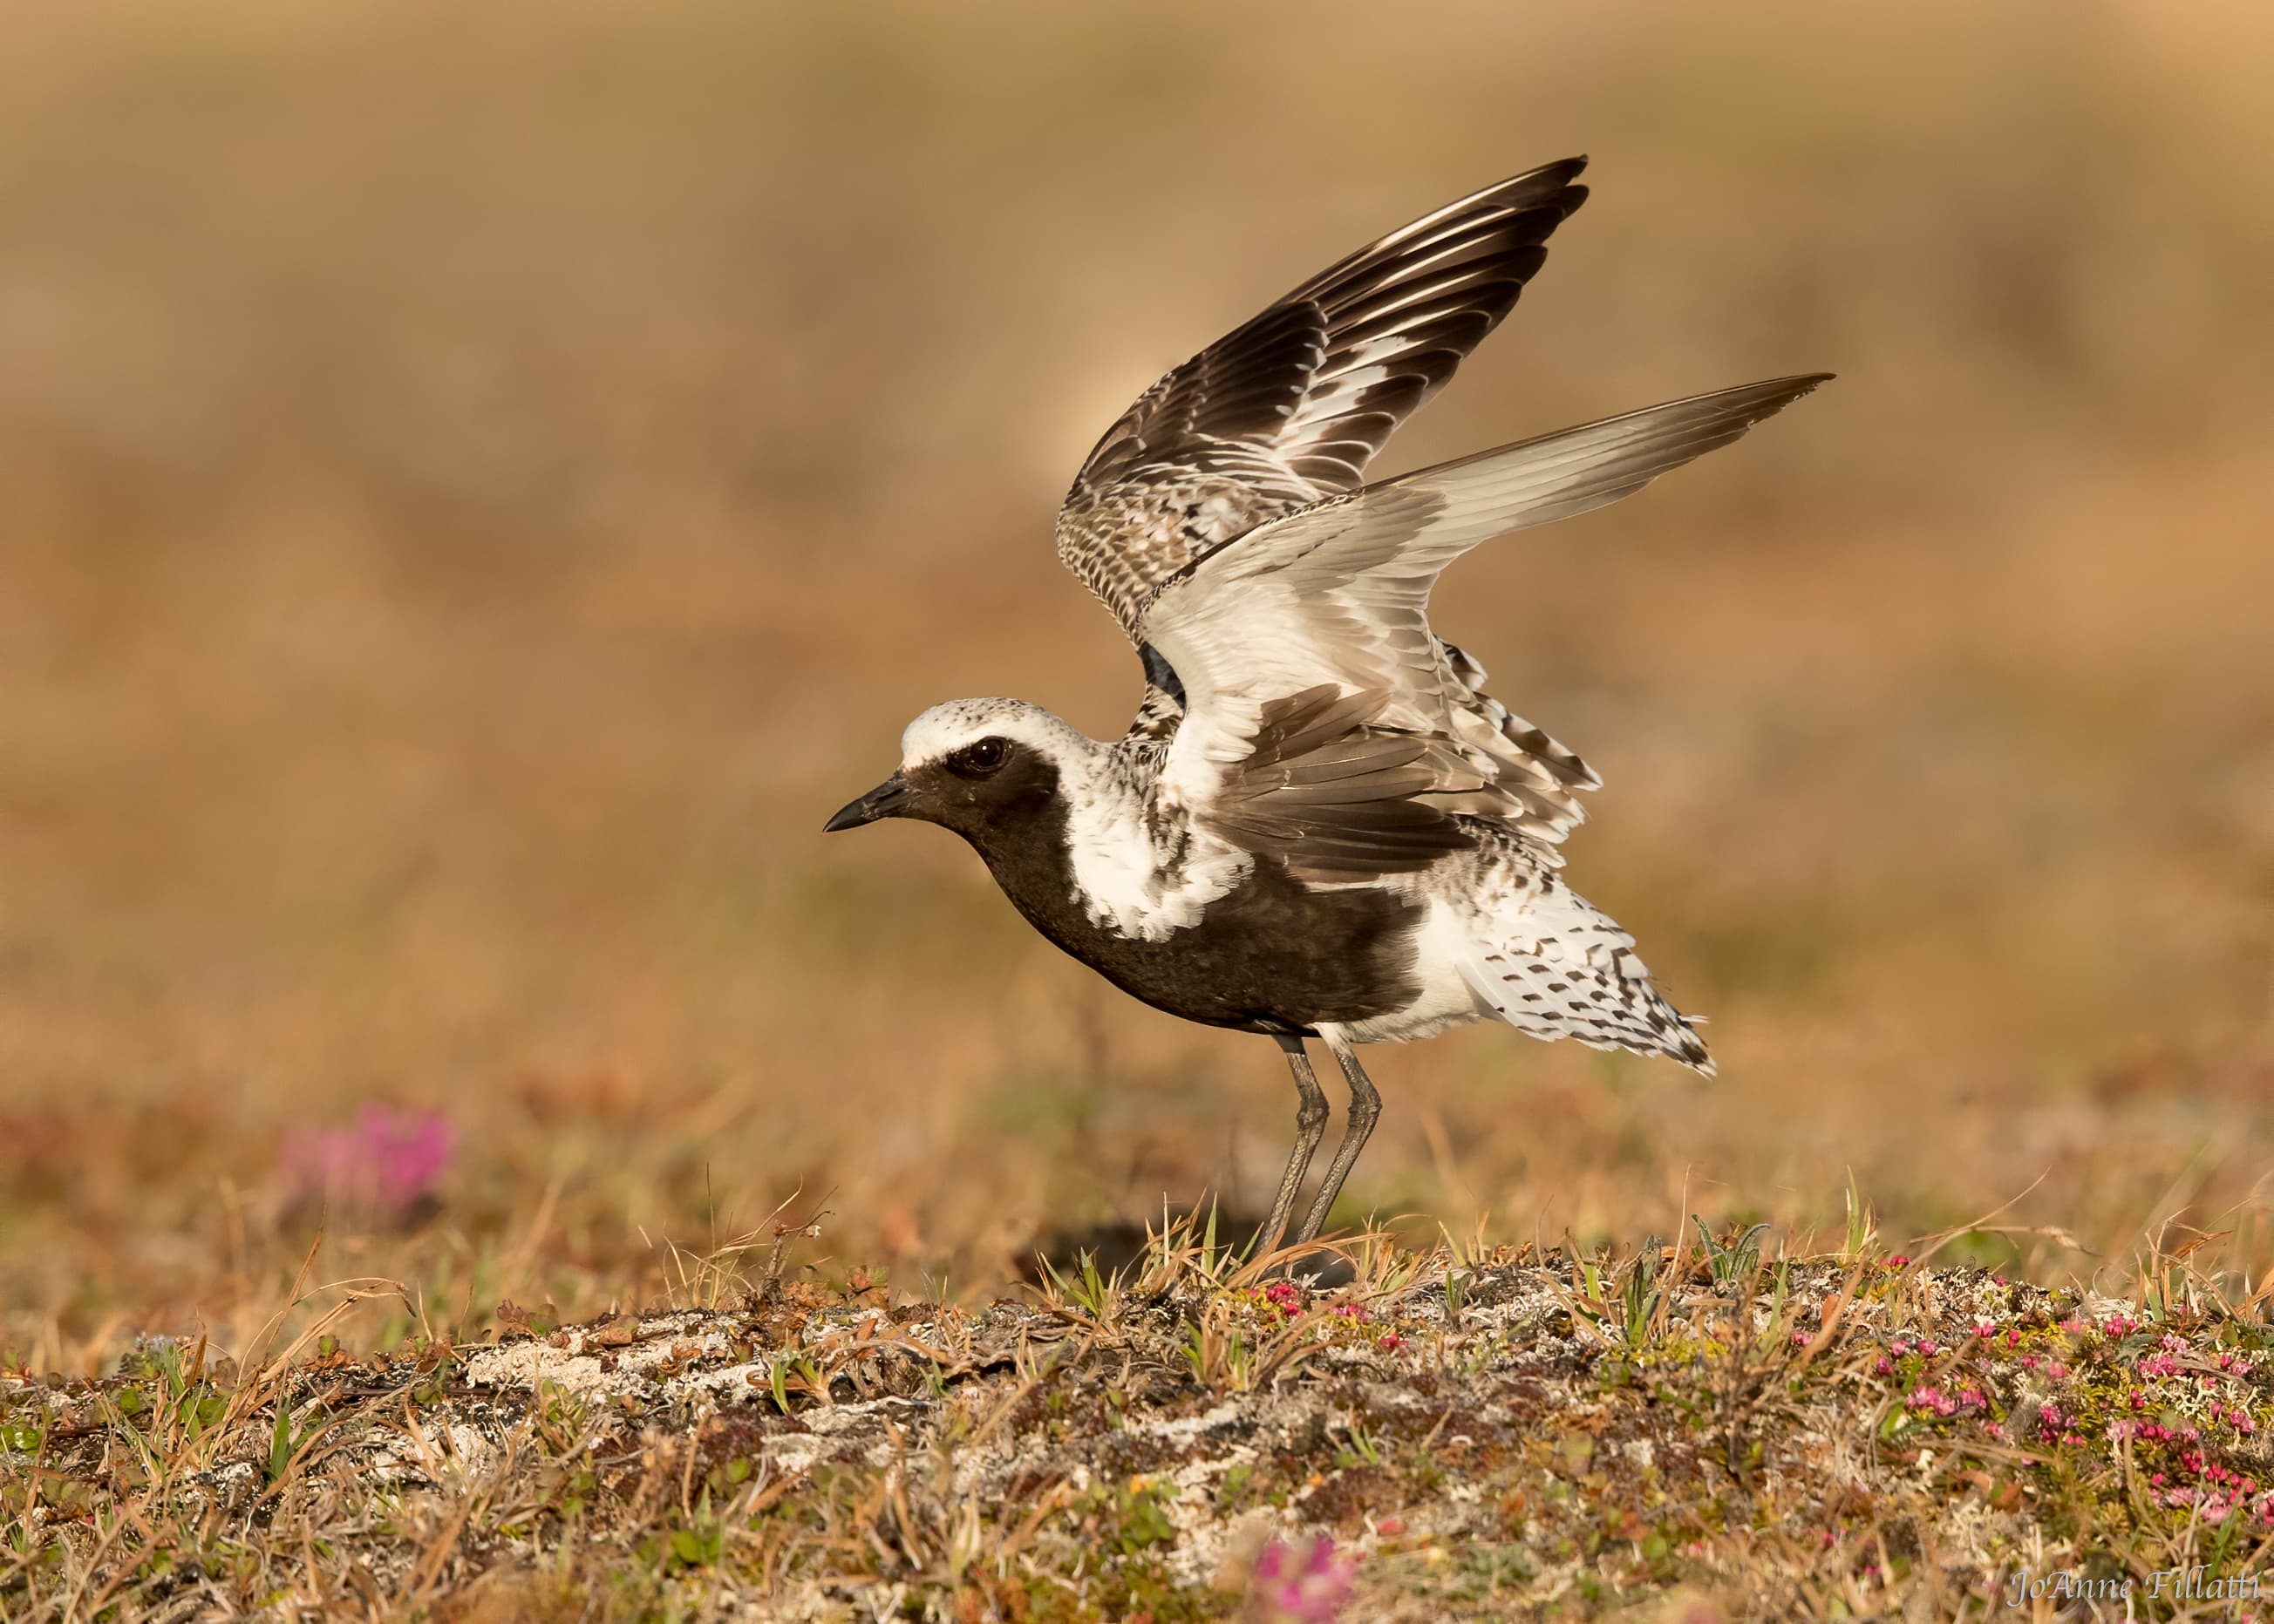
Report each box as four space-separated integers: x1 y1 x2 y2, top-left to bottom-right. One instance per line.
1250 1538 1357 1623
282 1104 452 1218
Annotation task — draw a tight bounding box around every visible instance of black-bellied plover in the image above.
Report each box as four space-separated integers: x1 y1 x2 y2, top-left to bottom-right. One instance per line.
827 158 1827 1251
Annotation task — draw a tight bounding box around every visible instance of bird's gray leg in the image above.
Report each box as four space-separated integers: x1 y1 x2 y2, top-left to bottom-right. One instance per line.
1292 1028 1380 1244
1256 1036 1330 1256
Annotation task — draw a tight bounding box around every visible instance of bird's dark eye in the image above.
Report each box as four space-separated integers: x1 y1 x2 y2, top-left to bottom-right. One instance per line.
950 737 1011 778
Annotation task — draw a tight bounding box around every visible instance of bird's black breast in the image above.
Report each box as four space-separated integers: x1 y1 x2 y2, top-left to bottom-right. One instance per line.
960 794 1426 1036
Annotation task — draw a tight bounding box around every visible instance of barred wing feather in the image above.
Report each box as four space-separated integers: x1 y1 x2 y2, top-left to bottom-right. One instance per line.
1055 160 1591 644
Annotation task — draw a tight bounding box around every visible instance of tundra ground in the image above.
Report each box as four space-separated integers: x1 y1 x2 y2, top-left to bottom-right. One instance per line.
8 1220 2272 1621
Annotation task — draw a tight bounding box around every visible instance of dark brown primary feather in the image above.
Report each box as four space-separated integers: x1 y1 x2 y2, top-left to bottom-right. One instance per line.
1056 158 1592 644
1201 685 1481 885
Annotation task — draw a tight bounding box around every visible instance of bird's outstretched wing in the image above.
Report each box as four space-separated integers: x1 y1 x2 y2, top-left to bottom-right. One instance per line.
1055 159 1590 646
1138 375 1832 883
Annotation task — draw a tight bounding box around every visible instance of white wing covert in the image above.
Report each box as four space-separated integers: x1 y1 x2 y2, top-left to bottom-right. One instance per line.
1140 374 1831 883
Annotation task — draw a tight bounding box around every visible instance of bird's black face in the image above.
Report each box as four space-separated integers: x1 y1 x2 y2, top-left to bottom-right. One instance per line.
823 735 1059 841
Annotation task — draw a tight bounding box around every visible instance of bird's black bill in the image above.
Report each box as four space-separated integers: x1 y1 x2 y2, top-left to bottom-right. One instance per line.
823 774 913 832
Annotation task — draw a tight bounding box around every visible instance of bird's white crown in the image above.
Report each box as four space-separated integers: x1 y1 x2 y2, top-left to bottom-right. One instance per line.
898 698 1091 773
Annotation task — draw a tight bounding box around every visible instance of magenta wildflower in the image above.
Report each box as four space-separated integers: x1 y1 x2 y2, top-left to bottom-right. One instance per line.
282 1104 452 1218
1250 1537 1357 1623
1261 1281 1307 1316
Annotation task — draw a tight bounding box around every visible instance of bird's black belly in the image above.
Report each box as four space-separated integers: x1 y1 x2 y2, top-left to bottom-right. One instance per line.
970 815 1425 1036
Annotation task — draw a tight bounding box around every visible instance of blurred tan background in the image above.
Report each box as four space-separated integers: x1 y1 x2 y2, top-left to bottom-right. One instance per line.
3 1 2270 1362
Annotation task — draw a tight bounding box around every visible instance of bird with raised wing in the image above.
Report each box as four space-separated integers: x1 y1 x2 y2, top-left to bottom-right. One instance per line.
827 158 1828 1253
